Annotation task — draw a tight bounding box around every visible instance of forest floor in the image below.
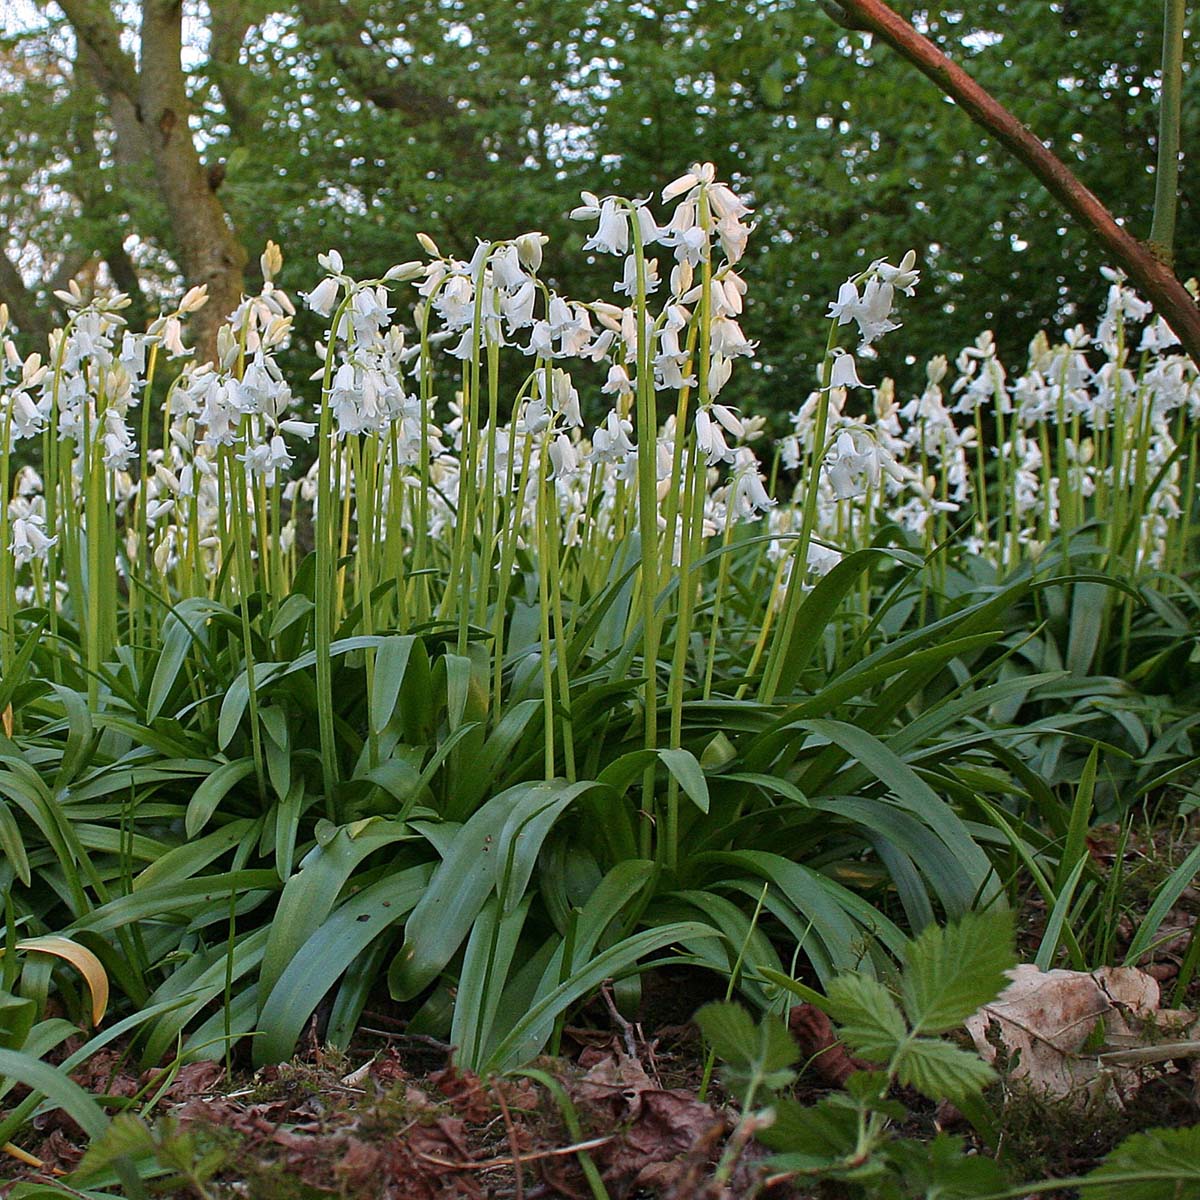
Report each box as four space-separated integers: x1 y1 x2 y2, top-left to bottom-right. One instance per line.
4 820 1199 1200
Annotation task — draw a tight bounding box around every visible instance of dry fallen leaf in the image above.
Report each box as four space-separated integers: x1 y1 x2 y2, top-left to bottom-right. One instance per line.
570 1051 725 1194
430 1064 492 1124
965 964 1198 1107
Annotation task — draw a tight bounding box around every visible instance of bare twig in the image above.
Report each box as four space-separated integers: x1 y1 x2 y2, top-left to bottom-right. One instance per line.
600 984 640 1060
493 1077 525 1200
414 1135 615 1172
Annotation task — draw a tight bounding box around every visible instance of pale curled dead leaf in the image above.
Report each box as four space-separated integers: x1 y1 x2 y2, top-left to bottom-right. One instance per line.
14 936 109 1026
965 963 1198 1106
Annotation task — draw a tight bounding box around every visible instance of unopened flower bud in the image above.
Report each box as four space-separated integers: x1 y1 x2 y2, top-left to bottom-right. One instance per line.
662 171 699 202
21 353 43 385
179 284 209 313
217 325 239 369
260 242 283 282
384 260 425 282
53 280 85 308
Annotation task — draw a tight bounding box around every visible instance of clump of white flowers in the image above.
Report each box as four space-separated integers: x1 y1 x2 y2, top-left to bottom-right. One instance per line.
0 171 1195 654
770 266 1198 580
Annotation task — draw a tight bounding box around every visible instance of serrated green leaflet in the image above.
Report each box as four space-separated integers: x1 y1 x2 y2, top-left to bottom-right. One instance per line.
893 1037 997 1104
694 1000 759 1067
826 974 907 1063
1084 1126 1200 1200
901 911 1015 1035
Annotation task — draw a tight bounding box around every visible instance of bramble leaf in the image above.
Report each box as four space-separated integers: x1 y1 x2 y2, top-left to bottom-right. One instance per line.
695 1001 758 1069
756 1094 862 1166
893 1037 996 1104
696 1001 798 1094
1085 1125 1200 1200
825 974 906 1063
71 1112 155 1182
901 910 1014 1035
886 1133 1007 1199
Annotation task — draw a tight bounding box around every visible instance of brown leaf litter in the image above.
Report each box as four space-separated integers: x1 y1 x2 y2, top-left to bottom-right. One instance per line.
966 963 1200 1108
3 1031 778 1199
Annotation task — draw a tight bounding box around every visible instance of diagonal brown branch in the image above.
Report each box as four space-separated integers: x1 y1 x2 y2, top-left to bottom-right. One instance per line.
829 0 1200 364
56 0 140 103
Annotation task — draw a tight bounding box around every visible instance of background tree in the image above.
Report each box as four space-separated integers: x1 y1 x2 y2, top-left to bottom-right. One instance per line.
0 1 1193 408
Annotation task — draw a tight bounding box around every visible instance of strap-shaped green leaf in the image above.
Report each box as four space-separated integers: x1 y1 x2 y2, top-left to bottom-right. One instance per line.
258 818 413 1005
185 759 256 838
0 1046 109 1139
390 779 604 1001
255 864 430 1064
369 636 418 733
483 921 719 1072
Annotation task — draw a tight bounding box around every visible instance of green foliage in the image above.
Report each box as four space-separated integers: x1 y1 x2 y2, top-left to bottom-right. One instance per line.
695 1001 797 1102
5 2 1197 411
824 975 908 1063
0 62 1196 1179
705 911 1200 1197
0 1047 109 1141
1085 1125 1200 1199
4 531 1090 1097
880 1134 1009 1200
822 911 1015 1106
68 1113 225 1198
698 911 1016 1194
900 911 1016 1036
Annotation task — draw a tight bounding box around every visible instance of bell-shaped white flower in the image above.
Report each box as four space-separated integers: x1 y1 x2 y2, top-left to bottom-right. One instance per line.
695 408 734 465
305 276 341 318
602 363 634 398
582 199 630 256
10 505 56 567
829 351 864 390
590 410 635 464
548 432 581 479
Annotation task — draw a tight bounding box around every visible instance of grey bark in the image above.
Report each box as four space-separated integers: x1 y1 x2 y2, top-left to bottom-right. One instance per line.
60 0 247 360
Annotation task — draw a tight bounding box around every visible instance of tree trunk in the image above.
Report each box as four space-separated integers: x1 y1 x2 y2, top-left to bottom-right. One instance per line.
139 0 245 359
0 250 52 345
60 0 246 361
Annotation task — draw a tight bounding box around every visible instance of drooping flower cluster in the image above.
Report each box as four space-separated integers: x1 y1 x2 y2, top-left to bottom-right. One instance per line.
771 269 1199 578
1 171 1196 644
